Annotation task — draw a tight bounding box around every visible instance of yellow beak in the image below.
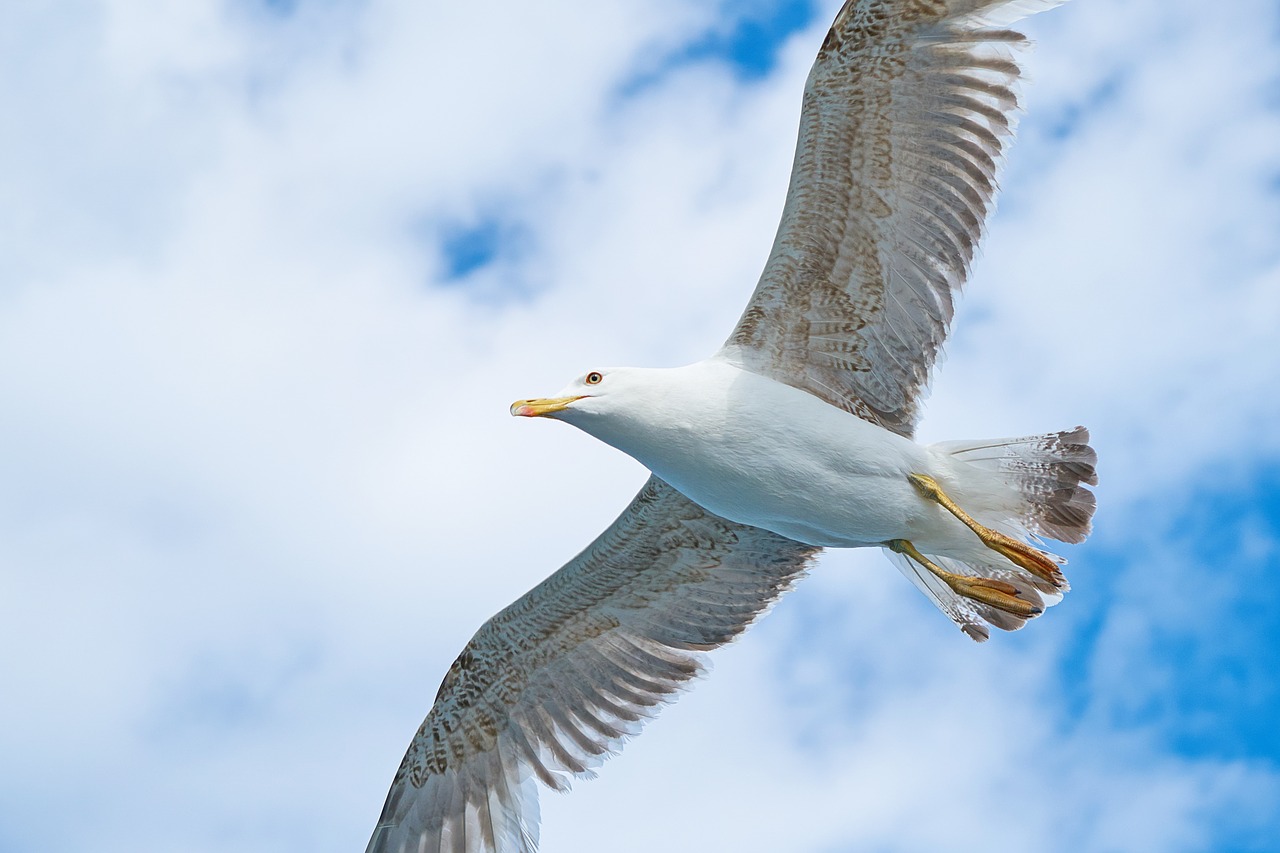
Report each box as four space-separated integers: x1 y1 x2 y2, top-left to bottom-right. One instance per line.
510 396 586 417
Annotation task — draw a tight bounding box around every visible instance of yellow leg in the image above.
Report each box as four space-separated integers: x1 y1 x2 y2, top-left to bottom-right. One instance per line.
907 473 1064 588
887 539 1042 617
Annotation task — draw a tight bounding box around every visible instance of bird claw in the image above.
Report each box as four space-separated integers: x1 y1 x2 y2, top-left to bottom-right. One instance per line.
887 539 1039 618
908 473 1065 589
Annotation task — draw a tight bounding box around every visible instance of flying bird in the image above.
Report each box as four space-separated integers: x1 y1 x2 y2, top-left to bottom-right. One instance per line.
366 0 1096 850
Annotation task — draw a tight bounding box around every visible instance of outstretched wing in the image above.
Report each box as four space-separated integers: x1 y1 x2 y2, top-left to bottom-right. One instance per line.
366 477 819 853
724 0 1063 436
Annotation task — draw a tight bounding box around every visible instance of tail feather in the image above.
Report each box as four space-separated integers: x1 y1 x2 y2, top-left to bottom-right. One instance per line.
892 426 1097 642
934 426 1098 544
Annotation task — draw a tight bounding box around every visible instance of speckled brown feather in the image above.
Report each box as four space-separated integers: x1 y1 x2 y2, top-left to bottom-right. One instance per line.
366 478 818 853
725 0 1044 436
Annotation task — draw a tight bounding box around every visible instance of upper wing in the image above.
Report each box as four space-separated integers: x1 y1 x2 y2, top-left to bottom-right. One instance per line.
365 477 819 853
724 0 1063 436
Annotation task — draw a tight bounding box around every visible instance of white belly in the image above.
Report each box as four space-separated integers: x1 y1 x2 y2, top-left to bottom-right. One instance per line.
564 359 955 549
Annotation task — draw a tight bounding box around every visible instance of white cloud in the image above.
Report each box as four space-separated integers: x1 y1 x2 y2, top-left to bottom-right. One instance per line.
0 0 1277 851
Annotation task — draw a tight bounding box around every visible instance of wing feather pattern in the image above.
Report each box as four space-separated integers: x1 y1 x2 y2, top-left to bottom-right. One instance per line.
366 477 818 853
724 0 1064 436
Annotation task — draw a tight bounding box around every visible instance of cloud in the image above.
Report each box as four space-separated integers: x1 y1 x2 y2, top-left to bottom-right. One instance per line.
0 0 1276 851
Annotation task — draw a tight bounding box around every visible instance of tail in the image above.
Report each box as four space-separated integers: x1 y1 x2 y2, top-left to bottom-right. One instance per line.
886 427 1098 642
937 425 1098 545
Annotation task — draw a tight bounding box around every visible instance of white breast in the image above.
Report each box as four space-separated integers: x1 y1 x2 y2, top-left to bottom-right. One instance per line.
562 358 939 548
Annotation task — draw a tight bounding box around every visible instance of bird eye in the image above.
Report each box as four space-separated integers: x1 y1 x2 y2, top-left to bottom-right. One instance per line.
585 371 603 386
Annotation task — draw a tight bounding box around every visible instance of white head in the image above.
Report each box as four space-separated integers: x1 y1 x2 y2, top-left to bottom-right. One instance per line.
511 361 733 478
511 365 700 468
509 367 639 426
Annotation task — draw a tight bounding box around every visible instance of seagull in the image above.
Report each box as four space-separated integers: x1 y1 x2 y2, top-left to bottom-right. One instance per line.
366 1 1096 850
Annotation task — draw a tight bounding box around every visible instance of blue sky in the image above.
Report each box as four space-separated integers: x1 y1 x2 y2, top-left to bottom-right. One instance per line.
1 1 1278 851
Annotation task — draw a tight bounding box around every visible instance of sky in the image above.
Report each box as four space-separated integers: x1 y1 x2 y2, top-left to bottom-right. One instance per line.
1 0 1278 851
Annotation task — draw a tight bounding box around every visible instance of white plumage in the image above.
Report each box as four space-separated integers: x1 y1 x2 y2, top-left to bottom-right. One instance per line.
365 1 1096 851
550 361 1061 552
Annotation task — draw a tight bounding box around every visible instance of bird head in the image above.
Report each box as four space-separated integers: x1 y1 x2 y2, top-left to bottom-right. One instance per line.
510 368 620 421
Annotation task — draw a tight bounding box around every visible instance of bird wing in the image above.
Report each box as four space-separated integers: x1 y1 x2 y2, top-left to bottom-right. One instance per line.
723 0 1062 436
365 476 819 853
